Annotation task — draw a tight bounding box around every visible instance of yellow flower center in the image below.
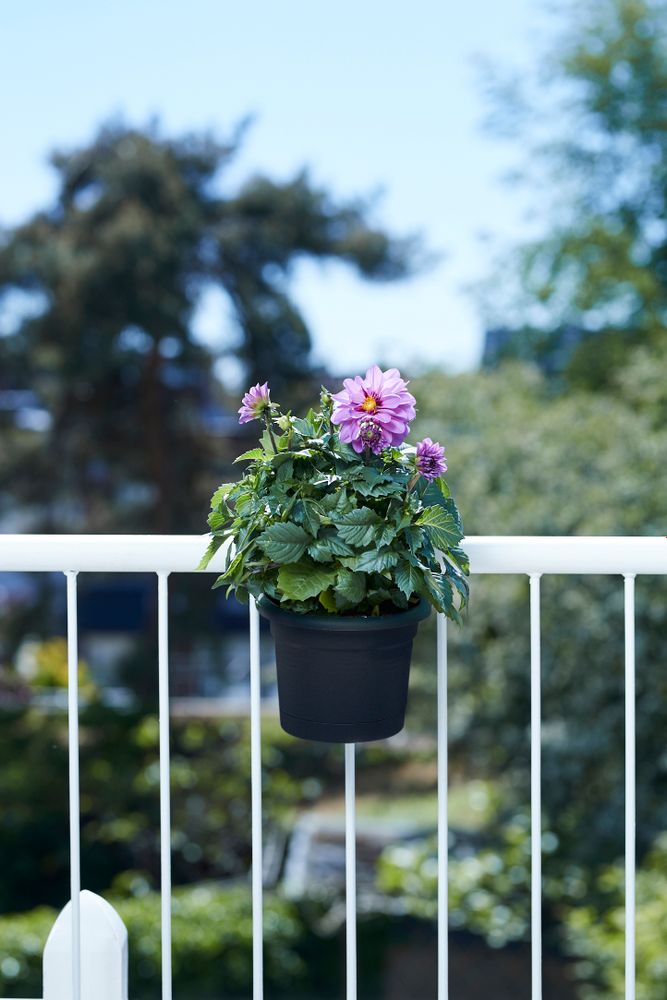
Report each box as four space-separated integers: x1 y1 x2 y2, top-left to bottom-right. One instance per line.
361 395 378 413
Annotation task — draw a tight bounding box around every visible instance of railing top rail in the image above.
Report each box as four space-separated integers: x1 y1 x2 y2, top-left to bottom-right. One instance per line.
0 534 665 575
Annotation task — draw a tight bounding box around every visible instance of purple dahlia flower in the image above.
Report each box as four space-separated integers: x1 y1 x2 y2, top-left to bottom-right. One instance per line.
331 365 416 453
238 382 271 424
358 417 391 455
416 438 447 480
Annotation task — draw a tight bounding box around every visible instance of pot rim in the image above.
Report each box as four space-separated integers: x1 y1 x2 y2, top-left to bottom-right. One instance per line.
256 593 431 631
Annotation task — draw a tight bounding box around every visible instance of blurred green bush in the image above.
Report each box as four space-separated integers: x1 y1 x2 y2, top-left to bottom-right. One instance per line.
0 884 303 999
378 805 667 999
0 708 289 911
563 834 667 1000
408 366 667 873
0 706 409 914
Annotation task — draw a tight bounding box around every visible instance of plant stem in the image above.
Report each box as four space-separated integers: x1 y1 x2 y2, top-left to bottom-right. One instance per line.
264 412 279 452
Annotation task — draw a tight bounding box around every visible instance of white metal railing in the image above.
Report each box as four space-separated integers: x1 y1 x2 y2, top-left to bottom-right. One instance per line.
0 534 665 1000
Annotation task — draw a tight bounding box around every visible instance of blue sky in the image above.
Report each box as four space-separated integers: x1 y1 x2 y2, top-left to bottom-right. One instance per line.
2 0 545 383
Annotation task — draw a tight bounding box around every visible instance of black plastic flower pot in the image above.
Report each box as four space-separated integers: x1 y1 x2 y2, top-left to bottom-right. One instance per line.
257 595 431 743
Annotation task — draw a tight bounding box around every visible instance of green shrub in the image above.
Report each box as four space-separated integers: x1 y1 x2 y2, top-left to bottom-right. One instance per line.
377 817 537 948
0 708 307 912
0 884 304 999
0 706 417 915
410 367 667 873
563 834 667 1000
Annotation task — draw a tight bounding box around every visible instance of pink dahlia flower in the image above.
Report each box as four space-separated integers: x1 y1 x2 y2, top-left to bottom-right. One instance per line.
358 417 391 455
238 382 271 424
415 438 447 480
331 365 416 453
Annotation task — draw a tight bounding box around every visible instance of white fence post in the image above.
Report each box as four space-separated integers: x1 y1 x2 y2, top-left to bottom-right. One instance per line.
43 890 128 1000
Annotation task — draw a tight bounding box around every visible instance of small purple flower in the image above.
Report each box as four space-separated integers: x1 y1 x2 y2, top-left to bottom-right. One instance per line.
416 438 447 480
358 417 391 455
331 365 416 453
238 382 271 424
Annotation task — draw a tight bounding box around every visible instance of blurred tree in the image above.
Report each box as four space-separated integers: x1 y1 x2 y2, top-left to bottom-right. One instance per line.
480 0 667 389
0 121 418 531
410 365 667 870
398 364 667 994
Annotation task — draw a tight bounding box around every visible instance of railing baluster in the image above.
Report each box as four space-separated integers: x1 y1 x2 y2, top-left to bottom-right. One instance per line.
624 574 636 1000
437 613 448 999
529 573 542 1000
65 570 81 1000
345 742 357 1000
157 572 172 1000
249 597 264 1000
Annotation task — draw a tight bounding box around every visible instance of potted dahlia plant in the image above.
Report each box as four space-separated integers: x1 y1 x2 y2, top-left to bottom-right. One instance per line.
200 366 468 743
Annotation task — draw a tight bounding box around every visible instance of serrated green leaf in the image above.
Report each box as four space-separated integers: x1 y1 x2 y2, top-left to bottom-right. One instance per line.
422 485 463 531
320 490 350 513
348 466 407 498
319 588 338 612
197 535 224 571
234 492 255 511
419 568 453 613
395 561 421 599
418 571 463 622
446 544 470 575
271 451 293 465
307 533 355 562
334 570 367 607
306 541 334 563
210 482 235 507
446 562 470 606
275 458 294 482
378 523 398 546
260 429 277 453
233 448 265 464
353 480 400 498
212 547 244 588
416 505 463 550
365 586 394 609
257 522 311 563
293 499 322 536
278 562 337 601
333 440 358 461
292 416 315 436
422 476 451 502
402 525 423 555
341 548 399 573
333 507 382 547
207 509 228 530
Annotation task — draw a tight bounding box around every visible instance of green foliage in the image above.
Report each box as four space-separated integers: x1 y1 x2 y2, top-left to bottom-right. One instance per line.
415 504 461 550
277 563 338 601
377 821 534 948
562 834 667 1000
0 709 312 913
372 363 667 994
0 705 414 917
0 885 304 998
389 824 667 999
201 391 468 620
258 522 312 563
409 366 667 871
481 0 667 388
376 801 667 1000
